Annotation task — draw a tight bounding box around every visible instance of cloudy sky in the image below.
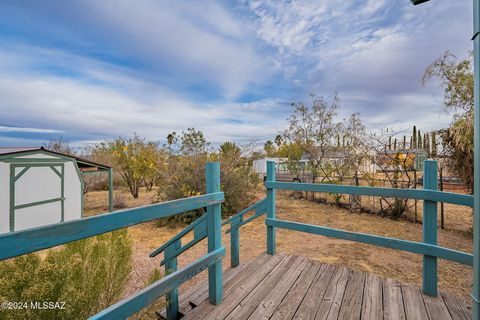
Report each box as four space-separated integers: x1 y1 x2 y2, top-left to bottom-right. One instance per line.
0 0 473 147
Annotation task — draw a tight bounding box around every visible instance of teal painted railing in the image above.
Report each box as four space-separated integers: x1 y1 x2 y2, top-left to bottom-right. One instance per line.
0 162 225 320
264 160 474 298
149 198 267 317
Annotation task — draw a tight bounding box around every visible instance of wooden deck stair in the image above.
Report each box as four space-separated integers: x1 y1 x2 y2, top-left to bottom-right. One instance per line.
159 253 471 320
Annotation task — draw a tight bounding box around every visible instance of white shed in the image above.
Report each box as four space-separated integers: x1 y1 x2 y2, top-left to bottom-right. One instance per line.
252 157 286 176
0 147 112 234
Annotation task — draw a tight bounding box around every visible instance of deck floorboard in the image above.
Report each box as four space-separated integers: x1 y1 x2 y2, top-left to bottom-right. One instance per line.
169 254 471 320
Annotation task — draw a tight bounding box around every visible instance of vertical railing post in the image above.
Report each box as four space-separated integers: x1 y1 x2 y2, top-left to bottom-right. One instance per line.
165 239 181 320
266 161 276 255
108 168 113 212
472 0 480 317
230 215 242 268
206 162 223 304
422 160 438 296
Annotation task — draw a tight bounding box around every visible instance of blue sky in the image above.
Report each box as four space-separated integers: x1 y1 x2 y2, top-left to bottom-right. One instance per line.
0 0 473 147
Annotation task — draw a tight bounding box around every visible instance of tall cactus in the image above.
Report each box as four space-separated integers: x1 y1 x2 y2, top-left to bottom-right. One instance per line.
413 125 417 149
418 130 422 149
431 131 437 157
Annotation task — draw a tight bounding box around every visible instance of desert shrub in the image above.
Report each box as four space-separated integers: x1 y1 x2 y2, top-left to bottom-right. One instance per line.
157 130 260 225
0 230 132 320
113 193 127 209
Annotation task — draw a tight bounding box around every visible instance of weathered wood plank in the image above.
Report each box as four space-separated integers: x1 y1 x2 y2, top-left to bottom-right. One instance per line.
294 264 336 320
270 263 322 320
224 256 301 320
423 293 452 320
337 271 365 320
157 256 256 318
315 266 350 320
247 258 310 320
402 283 429 320
182 254 286 320
189 253 271 307
383 278 406 320
361 273 383 320
441 292 471 320
177 254 471 320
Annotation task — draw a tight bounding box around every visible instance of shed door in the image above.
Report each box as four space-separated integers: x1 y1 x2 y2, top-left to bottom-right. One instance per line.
10 164 65 232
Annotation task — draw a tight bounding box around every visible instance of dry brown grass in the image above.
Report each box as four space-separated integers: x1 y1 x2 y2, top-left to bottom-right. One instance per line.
83 186 474 311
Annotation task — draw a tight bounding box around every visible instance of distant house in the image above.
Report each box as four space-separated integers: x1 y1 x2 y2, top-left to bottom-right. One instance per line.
252 150 376 182
376 149 428 172
0 147 112 233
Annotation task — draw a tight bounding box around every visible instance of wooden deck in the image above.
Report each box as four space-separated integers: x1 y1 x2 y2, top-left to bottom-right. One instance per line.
159 253 471 320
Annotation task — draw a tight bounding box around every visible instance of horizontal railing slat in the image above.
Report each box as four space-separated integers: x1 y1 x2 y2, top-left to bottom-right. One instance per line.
149 214 207 258
89 247 225 320
222 198 267 225
266 218 473 266
159 230 207 266
225 202 267 234
266 182 473 207
0 192 224 261
151 199 267 262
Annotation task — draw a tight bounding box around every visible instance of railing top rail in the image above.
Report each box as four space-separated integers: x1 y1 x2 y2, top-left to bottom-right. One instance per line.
222 198 267 225
0 192 224 261
150 213 207 258
266 181 473 207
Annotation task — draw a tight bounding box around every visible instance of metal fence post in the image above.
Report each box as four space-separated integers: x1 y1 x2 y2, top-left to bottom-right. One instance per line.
206 162 223 304
422 160 438 296
230 215 242 268
266 161 276 255
165 239 181 320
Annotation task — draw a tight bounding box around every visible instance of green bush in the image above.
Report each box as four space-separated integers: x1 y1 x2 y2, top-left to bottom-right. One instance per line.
157 130 261 226
0 230 132 320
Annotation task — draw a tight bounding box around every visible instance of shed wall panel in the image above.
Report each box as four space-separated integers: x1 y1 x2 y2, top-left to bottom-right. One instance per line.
0 162 9 233
15 201 62 231
64 161 82 221
15 167 61 205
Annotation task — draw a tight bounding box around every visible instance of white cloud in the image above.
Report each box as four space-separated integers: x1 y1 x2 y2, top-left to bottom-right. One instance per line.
0 0 474 147
0 126 62 133
0 48 285 144
70 0 272 99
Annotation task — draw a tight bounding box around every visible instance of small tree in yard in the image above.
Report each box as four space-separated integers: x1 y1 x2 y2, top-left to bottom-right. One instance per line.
44 137 76 156
423 51 474 192
0 230 132 320
284 94 342 186
284 94 367 202
213 142 261 215
365 130 416 219
93 134 160 198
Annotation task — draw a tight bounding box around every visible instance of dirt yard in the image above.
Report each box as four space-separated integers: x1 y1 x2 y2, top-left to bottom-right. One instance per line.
84 186 474 314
